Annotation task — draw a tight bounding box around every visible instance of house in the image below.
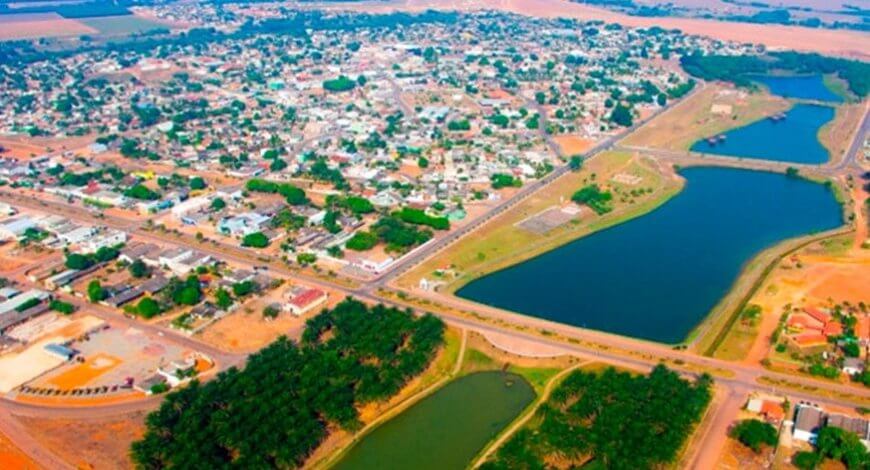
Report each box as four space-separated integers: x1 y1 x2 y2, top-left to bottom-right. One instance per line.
0 216 36 240
171 195 212 223
43 343 75 361
81 230 127 252
120 243 160 265
157 357 197 387
842 357 865 376
218 212 270 237
785 307 843 349
284 287 328 316
793 405 825 443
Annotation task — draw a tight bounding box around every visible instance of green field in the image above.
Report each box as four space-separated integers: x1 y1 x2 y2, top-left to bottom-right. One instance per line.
79 15 168 36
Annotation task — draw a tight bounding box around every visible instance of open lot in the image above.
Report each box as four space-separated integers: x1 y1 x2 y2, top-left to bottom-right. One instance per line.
0 315 105 393
30 323 194 393
0 12 96 40
19 411 147 470
714 233 870 363
198 283 346 352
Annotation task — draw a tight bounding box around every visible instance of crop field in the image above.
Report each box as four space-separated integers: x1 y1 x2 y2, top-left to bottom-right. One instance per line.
0 12 95 40
78 15 169 36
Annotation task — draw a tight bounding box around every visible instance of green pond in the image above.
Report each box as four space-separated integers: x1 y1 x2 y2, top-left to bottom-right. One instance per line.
333 371 535 470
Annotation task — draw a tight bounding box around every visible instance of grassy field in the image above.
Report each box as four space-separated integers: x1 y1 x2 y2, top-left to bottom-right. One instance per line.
399 150 682 292
817 101 866 165
621 84 790 151
79 15 168 36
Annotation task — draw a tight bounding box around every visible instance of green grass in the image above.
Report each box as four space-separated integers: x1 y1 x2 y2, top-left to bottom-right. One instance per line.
506 365 561 394
460 348 497 374
822 74 852 102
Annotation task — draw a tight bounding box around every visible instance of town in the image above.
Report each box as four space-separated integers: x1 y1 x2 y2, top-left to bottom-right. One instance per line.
0 2 868 470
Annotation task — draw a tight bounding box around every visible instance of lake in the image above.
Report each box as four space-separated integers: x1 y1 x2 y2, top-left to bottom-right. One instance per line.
333 371 534 470
754 74 842 103
456 168 842 343
689 103 834 164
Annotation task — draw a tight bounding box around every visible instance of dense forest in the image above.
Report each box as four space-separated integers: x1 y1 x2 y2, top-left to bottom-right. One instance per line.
680 52 870 98
482 365 712 470
131 299 444 468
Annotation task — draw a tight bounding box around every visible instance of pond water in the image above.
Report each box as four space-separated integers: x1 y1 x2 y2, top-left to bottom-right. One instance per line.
456 168 842 343
754 74 842 103
333 371 535 470
689 103 834 164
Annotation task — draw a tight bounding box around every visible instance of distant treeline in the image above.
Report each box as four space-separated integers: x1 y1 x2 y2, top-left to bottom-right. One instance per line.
0 1 131 18
0 10 458 65
680 52 870 98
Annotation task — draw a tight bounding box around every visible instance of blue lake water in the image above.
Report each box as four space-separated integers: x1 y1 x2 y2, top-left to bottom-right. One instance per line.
689 103 834 164
754 75 842 103
456 168 842 343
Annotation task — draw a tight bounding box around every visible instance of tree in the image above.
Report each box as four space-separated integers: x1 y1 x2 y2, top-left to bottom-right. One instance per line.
322 76 356 92
124 184 160 201
189 176 206 190
793 451 822 470
129 259 149 279
49 300 75 315
346 231 378 251
65 253 93 270
263 305 279 319
815 426 869 469
215 288 233 310
232 281 256 297
569 156 583 171
211 197 226 211
87 280 105 303
418 157 429 168
242 232 269 248
730 419 778 453
610 103 633 127
296 253 317 265
136 297 161 319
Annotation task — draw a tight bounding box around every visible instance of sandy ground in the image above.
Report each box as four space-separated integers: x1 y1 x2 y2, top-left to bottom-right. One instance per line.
0 13 97 40
0 316 105 393
723 226 870 366
326 0 870 60
19 412 146 470
553 135 595 156
0 429 39 470
818 101 869 165
199 285 346 352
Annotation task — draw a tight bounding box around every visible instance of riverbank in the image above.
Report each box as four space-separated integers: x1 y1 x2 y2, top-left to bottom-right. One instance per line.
398 150 682 294
622 83 790 152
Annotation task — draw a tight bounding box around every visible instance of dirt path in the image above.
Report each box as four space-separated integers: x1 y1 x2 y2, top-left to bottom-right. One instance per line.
471 362 584 468
683 387 745 469
0 408 72 470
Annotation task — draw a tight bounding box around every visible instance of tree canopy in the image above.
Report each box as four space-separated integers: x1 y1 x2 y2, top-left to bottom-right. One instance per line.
482 365 712 470
131 299 444 468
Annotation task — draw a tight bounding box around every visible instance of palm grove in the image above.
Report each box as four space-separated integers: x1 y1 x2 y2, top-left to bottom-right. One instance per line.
131 299 444 468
